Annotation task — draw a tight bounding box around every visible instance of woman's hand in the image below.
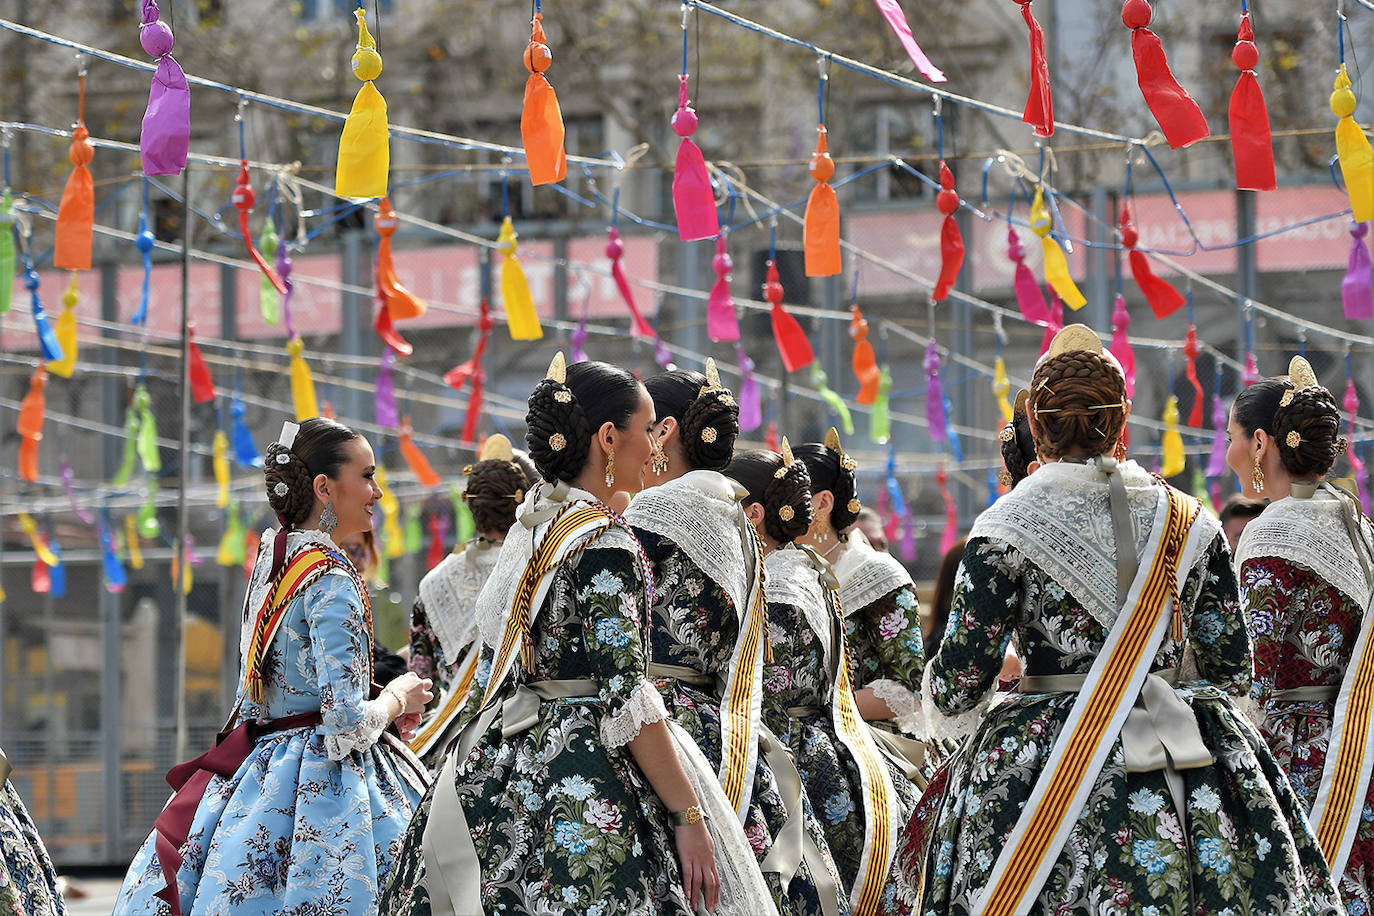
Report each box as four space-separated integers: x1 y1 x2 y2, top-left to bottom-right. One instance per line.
674 821 719 913
384 672 433 718
394 711 423 741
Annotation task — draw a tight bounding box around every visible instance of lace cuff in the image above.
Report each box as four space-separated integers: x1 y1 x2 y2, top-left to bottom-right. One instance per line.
324 697 391 761
870 678 923 737
921 662 994 745
600 680 669 749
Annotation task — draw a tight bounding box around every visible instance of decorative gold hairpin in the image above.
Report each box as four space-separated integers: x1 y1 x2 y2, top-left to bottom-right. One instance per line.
1279 389 1295 407
1286 431 1302 448
1045 323 1104 359
701 427 718 443
847 498 861 514
1012 389 1030 422
699 357 723 395
1288 355 1319 390
776 436 795 477
546 351 567 384
824 426 858 471
549 433 567 451
778 505 795 521
480 433 515 463
998 426 1016 443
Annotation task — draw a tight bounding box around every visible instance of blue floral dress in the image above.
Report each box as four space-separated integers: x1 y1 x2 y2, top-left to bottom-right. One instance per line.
115 531 429 915
0 775 66 915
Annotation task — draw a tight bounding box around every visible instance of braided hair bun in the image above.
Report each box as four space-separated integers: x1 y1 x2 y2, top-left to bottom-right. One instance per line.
727 447 814 545
1029 349 1127 461
1273 386 1344 478
1000 389 1036 488
645 365 740 472
262 417 361 527
794 429 860 536
525 355 645 484
464 457 537 535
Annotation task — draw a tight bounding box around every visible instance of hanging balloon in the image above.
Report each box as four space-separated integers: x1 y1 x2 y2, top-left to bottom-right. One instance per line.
112 397 141 487
931 161 964 300
1228 11 1274 191
25 265 63 363
48 274 80 378
1242 350 1260 387
1007 225 1050 324
60 458 94 524
48 534 69 599
1121 0 1210 149
258 216 280 325
373 295 413 356
230 395 261 468
1011 0 1053 136
426 512 446 571
849 304 881 405
1121 205 1185 318
125 514 145 570
992 355 1013 422
100 515 127 592
925 341 948 444
134 383 161 473
1030 187 1085 309
1343 222 1374 320
138 0 189 175
734 342 761 432
1110 293 1136 397
764 260 814 372
18 514 57 567
404 503 423 554
707 235 739 342
1332 65 1374 221
1039 293 1065 357
187 325 216 403
213 429 230 508
232 162 286 293
1344 377 1374 513
870 364 893 445
336 7 390 198
671 73 718 241
1160 394 1185 477
375 349 399 428
399 418 442 488
451 482 475 542
606 227 657 337
498 216 541 340
803 126 841 277
521 12 567 186
1183 324 1204 427
375 197 426 319
17 365 47 483
375 464 405 559
872 0 946 82
0 192 13 316
276 244 295 337
287 337 319 420
133 209 155 325
55 81 95 271
810 363 854 435
217 503 245 567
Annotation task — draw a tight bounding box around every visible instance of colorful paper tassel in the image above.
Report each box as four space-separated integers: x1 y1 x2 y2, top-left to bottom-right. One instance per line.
376 197 426 319
1110 293 1136 398
764 260 814 372
258 216 279 325
1008 225 1050 324
932 161 964 300
188 325 216 403
521 13 567 186
55 79 94 271
230 394 261 468
48 274 79 378
232 162 286 294
25 265 63 363
1160 394 1184 477
872 0 946 82
1031 187 1085 309
735 342 761 432
404 503 423 555
373 294 412 357
992 355 1013 422
217 503 246 568
1345 377 1373 513
375 464 405 559
803 126 841 277
498 216 541 340
810 363 854 435
937 464 959 556
213 429 230 508
1229 11 1274 191
850 304 881 405
375 349 398 428
1121 0 1210 149
18 365 46 483
1333 65 1374 221
399 418 442 488
125 514 145 570
1121 205 1184 318
870 365 892 445
925 341 948 443
707 235 739 342
276 244 295 337
138 0 189 176
1205 394 1229 477
1344 222 1374 320
0 192 13 315
287 337 318 420
1012 0 1053 137
1183 324 1204 427
671 73 718 241
606 227 657 337
336 7 389 199
444 296 493 444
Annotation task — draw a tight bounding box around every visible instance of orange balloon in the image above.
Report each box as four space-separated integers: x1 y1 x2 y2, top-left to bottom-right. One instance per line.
55 126 95 271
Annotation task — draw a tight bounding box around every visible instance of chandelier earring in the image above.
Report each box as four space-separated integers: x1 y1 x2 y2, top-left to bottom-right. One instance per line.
605 446 616 488
318 501 339 534
651 441 669 477
1113 438 1127 462
1251 456 1265 494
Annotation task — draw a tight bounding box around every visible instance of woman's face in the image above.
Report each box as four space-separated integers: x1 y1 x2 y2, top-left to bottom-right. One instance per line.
602 385 656 495
1225 408 1261 499
322 436 383 538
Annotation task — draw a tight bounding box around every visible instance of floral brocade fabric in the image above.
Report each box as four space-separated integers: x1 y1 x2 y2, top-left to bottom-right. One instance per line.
844 583 924 735
637 530 850 916
0 779 66 916
900 534 1340 916
379 544 693 916
407 598 461 713
1240 553 1374 911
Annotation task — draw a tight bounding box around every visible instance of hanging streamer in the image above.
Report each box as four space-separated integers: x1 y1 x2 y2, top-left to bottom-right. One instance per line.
373 292 412 356
606 227 657 337
55 74 94 271
1031 187 1085 309
399 418 442 488
1344 222 1374 320
230 394 261 468
444 296 493 443
232 162 287 293
1110 293 1136 397
187 325 216 403
276 243 295 337
18 515 57 567
871 0 946 82
1121 0 1210 149
497 216 541 340
1344 375 1373 513
138 0 189 175
925 341 948 444
375 349 398 428
112 396 140 486
133 206 154 325
287 337 319 420
48 274 79 378
1121 205 1185 317
804 125 841 277
1229 10 1275 191
1333 65 1374 221
60 458 94 524
1205 393 1229 478
707 235 739 341
735 342 761 432
521 12 567 186
25 263 63 363
1012 0 1053 136
404 503 423 554
992 355 1013 422
134 383 161 473
49 538 68 598
1039 292 1065 356
671 73 718 241
870 365 893 445
1007 225 1050 324
810 363 854 435
217 503 245 567
100 515 127 592
764 260 814 372
1160 394 1185 476
212 429 230 508
427 512 446 571
452 483 475 543
849 304 881 405
937 464 959 556
0 191 13 315
258 215 280 325
18 365 46 483
375 197 426 319
336 7 390 199
375 464 405 559
932 160 964 300
1183 323 1204 427
125 514 145 570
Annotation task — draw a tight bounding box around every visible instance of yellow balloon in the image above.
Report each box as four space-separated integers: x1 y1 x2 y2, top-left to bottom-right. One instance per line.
48 274 79 378
287 337 319 421
498 217 542 340
1160 395 1185 478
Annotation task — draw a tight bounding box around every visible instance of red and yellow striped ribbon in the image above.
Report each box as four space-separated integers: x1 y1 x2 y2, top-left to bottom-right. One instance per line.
410 646 482 757
1313 614 1374 867
717 527 768 815
245 547 335 703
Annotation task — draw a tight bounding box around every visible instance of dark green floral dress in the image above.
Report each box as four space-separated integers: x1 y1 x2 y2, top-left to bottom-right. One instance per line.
637 529 851 916
0 778 66 916
844 584 924 736
379 532 692 916
902 531 1342 915
762 547 920 915
407 599 456 714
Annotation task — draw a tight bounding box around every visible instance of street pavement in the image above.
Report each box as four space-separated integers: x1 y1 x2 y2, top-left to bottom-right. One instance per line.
59 874 123 915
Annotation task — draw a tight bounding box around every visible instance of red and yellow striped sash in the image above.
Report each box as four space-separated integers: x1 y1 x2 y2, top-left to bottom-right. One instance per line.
244 547 338 703
979 486 1199 916
481 505 612 710
409 644 482 758
717 523 768 817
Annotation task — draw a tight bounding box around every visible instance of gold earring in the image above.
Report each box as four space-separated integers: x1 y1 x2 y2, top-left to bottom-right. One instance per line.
1251 456 1264 493
605 446 616 487
651 442 669 476
1113 438 1127 462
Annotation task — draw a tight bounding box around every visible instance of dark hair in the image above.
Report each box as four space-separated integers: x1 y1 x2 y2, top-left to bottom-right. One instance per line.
1233 377 1345 478
1000 413 1036 488
794 443 860 536
1218 494 1266 526
526 360 645 483
263 418 361 526
1029 350 1128 460
645 369 740 472
928 537 966 656
464 456 537 535
727 449 813 544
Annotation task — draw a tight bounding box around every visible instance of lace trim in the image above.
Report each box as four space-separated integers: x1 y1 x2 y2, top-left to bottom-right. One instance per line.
764 546 834 675
1234 490 1374 608
832 533 913 618
600 680 670 749
921 660 995 745
870 678 923 737
625 470 753 622
419 543 498 663
323 697 391 761
239 527 342 663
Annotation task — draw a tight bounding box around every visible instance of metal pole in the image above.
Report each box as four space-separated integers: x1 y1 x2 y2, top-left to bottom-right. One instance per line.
99 259 122 861
173 164 192 761
341 228 368 424
1236 189 1257 361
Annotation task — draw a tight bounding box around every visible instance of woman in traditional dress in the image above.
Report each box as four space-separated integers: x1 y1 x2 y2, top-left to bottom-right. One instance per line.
406 435 536 766
0 760 66 915
380 355 732 916
1228 356 1374 908
729 444 920 916
116 417 433 915
901 326 1338 915
625 362 849 916
794 430 925 742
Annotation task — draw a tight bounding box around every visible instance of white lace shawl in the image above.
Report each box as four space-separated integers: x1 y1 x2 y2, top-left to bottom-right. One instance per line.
967 460 1218 629
1234 487 1374 607
831 529 914 618
764 546 835 675
418 541 498 664
238 527 340 663
624 470 753 622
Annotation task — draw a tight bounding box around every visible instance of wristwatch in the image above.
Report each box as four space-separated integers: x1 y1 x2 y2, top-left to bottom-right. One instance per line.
671 804 706 826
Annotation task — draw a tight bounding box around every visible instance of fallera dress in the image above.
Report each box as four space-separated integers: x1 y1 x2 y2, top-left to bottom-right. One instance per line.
762 544 920 916
900 460 1340 916
1236 482 1374 911
115 529 429 916
626 470 851 916
0 772 67 916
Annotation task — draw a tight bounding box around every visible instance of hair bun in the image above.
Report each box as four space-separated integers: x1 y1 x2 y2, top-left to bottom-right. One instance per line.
525 378 592 483
763 460 812 544
680 387 740 472
263 441 315 525
1273 385 1342 478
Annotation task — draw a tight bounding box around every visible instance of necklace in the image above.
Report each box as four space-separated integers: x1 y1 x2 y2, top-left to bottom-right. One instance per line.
821 539 844 560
